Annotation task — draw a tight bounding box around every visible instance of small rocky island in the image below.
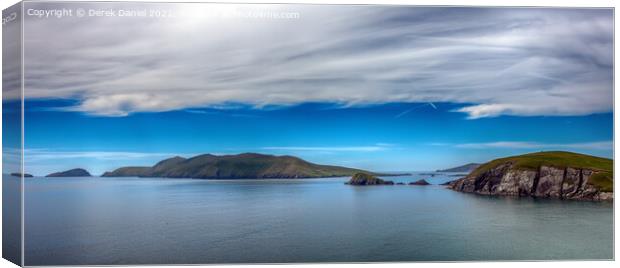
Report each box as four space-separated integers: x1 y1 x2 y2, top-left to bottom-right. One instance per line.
448 151 613 201
345 173 435 186
46 168 92 177
409 179 430 186
346 173 394 185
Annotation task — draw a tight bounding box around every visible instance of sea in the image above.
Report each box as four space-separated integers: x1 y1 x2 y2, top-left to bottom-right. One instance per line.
16 173 613 265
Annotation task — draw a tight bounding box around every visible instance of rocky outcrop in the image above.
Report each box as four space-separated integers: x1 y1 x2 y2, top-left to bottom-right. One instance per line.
346 173 394 185
409 179 430 186
46 168 91 177
449 163 613 201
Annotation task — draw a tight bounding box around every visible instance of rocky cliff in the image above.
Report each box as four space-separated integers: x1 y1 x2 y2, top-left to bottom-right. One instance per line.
448 151 613 201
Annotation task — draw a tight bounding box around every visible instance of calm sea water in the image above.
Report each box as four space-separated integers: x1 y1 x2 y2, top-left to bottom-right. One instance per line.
23 173 613 265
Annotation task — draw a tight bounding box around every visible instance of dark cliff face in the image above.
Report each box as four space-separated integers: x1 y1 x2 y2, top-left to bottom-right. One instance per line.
46 168 92 177
449 163 613 201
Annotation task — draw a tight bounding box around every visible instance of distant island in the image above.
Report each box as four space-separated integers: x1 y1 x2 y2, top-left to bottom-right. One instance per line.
28 150 614 202
448 151 613 201
436 163 481 173
10 173 33 178
46 168 92 177
102 153 382 179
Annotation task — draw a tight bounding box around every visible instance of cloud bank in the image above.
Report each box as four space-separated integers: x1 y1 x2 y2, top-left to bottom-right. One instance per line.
454 141 612 150
262 144 392 153
22 3 613 118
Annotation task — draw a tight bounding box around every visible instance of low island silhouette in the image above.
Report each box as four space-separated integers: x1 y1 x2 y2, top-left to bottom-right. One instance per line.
33 151 612 202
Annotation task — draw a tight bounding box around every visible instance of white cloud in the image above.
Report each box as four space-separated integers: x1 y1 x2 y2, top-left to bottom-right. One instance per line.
262 145 390 152
20 3 612 118
23 149 182 162
455 141 612 150
427 142 451 146
21 147 394 175
20 149 190 176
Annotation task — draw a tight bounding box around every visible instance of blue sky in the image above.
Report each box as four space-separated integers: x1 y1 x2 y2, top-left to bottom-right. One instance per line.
9 3 613 175
22 100 613 175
